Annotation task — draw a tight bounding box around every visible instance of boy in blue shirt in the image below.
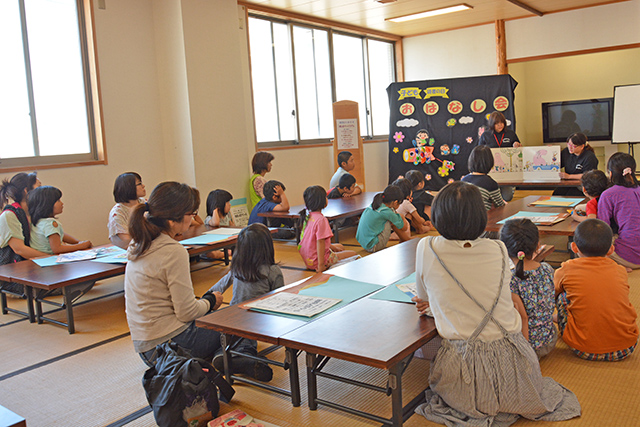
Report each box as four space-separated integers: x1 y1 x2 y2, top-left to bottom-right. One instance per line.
248 180 294 238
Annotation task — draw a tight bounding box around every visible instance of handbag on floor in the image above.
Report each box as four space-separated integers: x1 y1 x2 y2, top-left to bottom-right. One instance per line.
142 342 235 427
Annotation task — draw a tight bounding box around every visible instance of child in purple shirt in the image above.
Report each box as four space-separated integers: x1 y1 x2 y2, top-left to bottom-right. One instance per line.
598 153 640 269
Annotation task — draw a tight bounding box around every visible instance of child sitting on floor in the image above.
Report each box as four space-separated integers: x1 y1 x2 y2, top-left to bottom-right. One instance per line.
392 177 431 234
298 186 357 272
356 185 409 253
329 151 362 196
500 218 557 358
597 152 640 270
555 219 638 361
412 181 580 425
327 173 356 199
205 189 236 227
404 169 433 222
247 180 294 239
28 186 92 254
208 223 282 381
571 169 608 222
461 145 506 210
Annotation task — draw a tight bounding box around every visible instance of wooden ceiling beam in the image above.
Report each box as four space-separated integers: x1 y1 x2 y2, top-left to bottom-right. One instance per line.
506 0 544 16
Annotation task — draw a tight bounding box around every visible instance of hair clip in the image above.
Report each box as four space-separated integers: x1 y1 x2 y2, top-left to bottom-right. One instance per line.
623 167 633 176
517 251 525 260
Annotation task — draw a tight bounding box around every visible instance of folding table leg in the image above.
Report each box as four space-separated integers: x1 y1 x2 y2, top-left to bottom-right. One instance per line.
388 363 404 427
306 352 318 410
63 287 76 334
220 333 234 385
285 347 301 407
25 285 35 323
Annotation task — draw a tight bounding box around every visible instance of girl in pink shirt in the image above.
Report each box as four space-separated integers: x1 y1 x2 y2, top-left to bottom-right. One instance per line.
298 186 357 272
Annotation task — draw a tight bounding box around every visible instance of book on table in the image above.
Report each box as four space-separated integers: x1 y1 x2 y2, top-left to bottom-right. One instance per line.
497 211 569 226
244 291 342 317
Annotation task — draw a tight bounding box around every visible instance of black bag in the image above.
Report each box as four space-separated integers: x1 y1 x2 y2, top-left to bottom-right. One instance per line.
142 342 235 427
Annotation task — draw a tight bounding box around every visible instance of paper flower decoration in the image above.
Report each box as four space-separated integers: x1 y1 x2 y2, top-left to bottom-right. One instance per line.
393 147 399 153
393 132 404 143
438 166 449 177
425 174 432 181
466 137 473 144
448 178 454 184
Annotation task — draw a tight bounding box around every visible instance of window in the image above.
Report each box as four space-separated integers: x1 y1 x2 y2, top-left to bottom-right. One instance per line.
0 0 104 170
248 15 396 146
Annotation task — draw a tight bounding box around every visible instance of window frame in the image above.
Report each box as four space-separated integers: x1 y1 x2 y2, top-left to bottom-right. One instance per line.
246 11 400 149
0 0 106 173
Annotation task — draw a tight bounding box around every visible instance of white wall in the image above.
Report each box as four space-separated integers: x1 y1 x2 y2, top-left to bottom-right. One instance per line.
403 24 497 81
506 0 640 60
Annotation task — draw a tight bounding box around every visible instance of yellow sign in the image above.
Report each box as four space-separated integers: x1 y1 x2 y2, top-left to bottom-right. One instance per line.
398 87 422 100
423 87 449 99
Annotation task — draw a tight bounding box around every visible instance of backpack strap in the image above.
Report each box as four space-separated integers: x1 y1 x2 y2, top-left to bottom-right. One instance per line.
212 371 235 403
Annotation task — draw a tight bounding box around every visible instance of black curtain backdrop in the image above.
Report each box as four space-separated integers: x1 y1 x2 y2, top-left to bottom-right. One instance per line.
387 74 518 190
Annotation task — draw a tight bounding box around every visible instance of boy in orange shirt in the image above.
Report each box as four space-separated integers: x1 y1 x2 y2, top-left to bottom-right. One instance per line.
555 219 638 361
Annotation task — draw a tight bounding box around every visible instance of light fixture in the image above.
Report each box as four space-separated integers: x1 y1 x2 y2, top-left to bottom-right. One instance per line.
386 4 473 23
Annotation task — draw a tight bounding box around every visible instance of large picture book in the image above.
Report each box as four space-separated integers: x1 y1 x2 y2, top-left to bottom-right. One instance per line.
489 146 561 182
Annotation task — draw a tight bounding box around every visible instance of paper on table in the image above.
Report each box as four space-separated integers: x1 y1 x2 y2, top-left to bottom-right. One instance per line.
396 282 417 298
204 227 243 235
530 197 584 207
56 251 98 263
91 252 129 264
370 272 416 304
179 234 234 245
244 292 341 317
246 275 383 320
497 211 566 225
32 256 60 267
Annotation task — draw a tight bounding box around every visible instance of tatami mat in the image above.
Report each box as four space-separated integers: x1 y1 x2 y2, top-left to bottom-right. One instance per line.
1 336 148 427
3 217 640 426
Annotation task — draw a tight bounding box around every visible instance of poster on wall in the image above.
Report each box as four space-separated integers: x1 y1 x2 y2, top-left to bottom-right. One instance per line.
387 75 518 190
336 118 359 150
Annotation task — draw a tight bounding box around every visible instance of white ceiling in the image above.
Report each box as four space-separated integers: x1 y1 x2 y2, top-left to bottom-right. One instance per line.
240 0 630 37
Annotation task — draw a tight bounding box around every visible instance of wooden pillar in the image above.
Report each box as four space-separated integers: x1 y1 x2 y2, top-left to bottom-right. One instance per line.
495 19 508 75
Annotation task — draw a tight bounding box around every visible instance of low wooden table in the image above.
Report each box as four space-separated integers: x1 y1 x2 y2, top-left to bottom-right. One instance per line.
497 179 581 190
280 296 436 426
258 191 376 243
197 239 436 425
0 226 241 333
485 195 583 236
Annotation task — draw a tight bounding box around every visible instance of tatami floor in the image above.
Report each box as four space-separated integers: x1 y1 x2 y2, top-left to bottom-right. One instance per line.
1 197 639 426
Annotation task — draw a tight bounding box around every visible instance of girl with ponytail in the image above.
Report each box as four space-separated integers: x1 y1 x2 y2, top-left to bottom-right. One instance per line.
0 172 46 297
500 218 557 358
597 152 640 269
356 185 409 252
297 185 357 271
124 182 223 367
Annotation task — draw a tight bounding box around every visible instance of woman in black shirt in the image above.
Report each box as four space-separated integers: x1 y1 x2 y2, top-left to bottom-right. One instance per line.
478 111 521 200
478 111 522 148
554 132 599 196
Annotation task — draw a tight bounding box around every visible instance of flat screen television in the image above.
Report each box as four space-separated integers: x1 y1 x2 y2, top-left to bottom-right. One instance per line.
542 98 613 143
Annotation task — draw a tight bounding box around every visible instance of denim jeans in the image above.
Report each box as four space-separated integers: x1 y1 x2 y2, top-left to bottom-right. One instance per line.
140 321 222 367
